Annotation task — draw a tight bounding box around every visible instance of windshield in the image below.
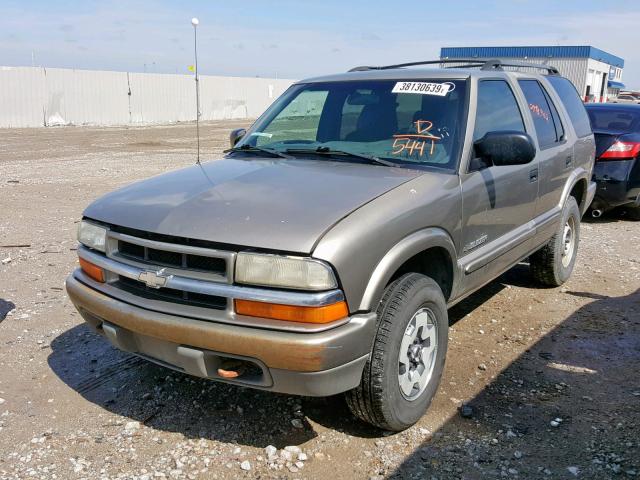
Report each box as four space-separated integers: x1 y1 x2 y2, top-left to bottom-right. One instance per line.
235 79 468 169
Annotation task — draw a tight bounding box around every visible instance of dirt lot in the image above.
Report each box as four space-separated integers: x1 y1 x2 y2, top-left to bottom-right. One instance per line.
0 122 639 480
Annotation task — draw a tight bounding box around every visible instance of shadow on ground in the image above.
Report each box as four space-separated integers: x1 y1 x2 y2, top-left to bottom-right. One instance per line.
46 265 537 447
0 298 16 322
583 207 638 225
47 270 639 475
47 321 329 448
389 288 640 479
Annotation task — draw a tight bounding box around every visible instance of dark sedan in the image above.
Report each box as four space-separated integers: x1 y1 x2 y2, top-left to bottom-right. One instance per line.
586 104 640 219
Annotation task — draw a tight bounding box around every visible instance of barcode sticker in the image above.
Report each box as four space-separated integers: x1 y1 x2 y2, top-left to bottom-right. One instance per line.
392 82 451 96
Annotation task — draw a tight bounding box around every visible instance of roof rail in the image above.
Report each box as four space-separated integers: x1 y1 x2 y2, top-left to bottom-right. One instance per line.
348 59 482 72
348 58 560 75
478 59 560 75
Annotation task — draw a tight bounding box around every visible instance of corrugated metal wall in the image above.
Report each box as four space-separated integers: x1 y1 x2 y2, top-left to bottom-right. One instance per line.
439 58 589 96
0 66 294 128
0 67 47 127
441 46 624 68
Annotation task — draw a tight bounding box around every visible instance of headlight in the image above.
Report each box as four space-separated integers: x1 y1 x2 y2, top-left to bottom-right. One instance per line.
235 253 337 290
77 220 107 252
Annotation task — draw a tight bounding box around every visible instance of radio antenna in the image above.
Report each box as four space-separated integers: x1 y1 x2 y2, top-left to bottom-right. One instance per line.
191 17 201 164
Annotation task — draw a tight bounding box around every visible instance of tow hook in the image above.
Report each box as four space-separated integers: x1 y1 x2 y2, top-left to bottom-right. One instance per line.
217 360 247 379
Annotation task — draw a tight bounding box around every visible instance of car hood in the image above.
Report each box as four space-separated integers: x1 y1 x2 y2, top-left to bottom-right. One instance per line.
84 157 424 253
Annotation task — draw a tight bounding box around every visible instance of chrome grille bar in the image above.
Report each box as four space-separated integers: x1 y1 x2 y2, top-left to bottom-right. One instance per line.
105 231 235 283
79 246 345 307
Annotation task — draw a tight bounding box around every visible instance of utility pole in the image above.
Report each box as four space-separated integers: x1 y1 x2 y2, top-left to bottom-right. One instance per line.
191 17 201 164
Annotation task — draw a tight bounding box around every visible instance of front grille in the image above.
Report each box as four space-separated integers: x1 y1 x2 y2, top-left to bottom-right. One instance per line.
120 241 145 258
116 276 227 310
186 254 224 271
100 227 235 311
117 239 227 276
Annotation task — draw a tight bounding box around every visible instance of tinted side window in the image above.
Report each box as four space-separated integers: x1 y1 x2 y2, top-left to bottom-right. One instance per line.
519 80 557 148
474 80 525 141
543 87 565 142
546 76 592 138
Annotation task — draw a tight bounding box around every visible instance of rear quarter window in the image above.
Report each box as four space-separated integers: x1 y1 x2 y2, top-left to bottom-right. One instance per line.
518 80 558 148
546 76 592 138
518 80 565 148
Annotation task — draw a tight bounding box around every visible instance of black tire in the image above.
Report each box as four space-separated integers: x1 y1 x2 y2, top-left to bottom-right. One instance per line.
345 273 448 431
530 196 580 286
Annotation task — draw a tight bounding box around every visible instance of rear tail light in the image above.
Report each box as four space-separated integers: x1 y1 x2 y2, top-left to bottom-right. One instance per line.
599 141 640 160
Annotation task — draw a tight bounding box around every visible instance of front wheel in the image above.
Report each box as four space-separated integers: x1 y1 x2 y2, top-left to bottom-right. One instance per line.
345 273 448 431
530 196 581 286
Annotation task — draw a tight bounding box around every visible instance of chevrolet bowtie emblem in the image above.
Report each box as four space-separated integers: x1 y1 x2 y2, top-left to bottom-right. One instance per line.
138 268 171 289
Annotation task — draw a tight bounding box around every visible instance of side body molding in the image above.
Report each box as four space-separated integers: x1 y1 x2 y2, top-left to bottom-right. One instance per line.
358 228 459 312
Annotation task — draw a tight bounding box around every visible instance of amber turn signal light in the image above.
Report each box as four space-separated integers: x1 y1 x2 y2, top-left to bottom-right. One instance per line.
235 299 348 324
79 257 105 283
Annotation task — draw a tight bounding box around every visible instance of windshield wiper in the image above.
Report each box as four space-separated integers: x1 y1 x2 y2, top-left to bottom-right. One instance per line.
224 144 294 159
285 147 399 167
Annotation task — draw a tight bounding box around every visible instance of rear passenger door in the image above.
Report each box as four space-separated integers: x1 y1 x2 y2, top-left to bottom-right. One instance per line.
517 79 573 240
545 75 596 204
459 79 539 292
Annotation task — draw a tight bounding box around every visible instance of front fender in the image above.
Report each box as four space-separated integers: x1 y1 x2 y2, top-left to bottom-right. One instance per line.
358 228 458 311
312 172 462 314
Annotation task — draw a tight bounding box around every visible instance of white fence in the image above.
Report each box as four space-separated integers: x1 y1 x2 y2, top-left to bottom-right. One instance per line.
0 66 295 128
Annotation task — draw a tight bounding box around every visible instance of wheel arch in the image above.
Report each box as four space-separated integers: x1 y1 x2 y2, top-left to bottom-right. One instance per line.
358 228 458 312
560 168 591 215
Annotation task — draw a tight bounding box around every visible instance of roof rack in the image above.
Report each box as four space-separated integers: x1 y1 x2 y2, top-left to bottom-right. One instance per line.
348 58 560 75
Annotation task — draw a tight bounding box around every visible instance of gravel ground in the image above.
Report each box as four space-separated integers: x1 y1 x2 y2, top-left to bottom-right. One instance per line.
0 122 639 480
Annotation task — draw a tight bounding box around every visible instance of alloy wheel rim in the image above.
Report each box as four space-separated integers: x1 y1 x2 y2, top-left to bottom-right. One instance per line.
398 307 438 401
561 216 576 268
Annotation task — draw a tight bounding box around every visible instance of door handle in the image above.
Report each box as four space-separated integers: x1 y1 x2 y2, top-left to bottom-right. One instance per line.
565 155 573 167
529 168 539 183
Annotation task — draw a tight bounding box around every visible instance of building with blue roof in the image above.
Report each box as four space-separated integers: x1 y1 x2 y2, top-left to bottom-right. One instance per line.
441 46 625 102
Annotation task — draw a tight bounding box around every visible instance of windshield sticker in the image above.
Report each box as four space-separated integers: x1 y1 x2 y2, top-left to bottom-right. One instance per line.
392 82 451 96
249 132 274 138
391 120 441 156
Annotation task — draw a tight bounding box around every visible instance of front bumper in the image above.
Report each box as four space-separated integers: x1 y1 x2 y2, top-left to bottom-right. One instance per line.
65 274 376 396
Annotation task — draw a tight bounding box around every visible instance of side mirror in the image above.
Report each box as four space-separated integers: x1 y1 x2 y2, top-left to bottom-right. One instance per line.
472 131 536 168
229 128 247 147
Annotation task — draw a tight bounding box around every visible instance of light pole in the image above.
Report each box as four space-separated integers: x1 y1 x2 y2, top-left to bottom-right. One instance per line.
191 17 201 164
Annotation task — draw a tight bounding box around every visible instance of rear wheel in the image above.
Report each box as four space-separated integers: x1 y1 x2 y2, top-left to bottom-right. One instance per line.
345 273 448 431
530 196 580 286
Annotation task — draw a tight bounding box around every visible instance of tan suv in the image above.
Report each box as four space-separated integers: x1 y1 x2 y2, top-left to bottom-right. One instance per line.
67 59 596 430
